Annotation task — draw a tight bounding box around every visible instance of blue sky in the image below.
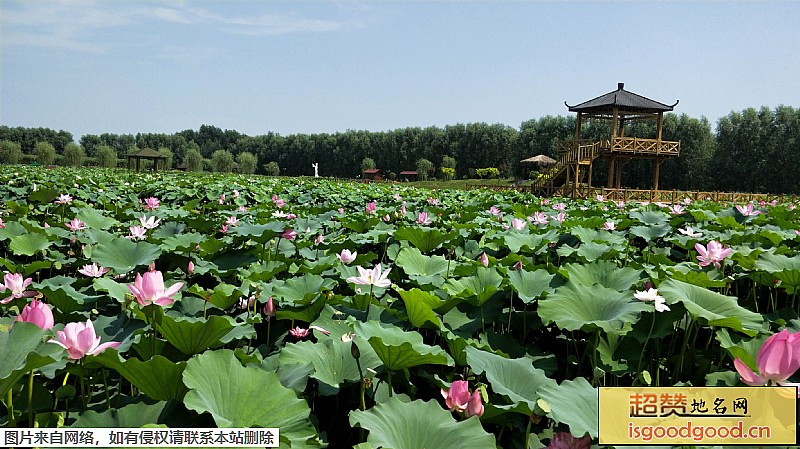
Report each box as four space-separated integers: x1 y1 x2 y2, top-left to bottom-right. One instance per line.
2 1 798 141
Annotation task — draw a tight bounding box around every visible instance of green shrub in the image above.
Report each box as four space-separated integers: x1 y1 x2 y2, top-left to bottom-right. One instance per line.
475 167 500 179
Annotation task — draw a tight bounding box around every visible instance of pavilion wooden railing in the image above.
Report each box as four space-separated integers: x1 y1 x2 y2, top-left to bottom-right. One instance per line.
609 137 680 156
529 140 604 191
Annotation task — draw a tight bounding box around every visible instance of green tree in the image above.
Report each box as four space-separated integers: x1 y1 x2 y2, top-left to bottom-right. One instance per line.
441 155 457 180
0 140 24 164
236 151 258 174
360 157 376 174
183 148 204 172
211 149 235 172
34 141 56 166
63 142 85 167
96 145 118 168
416 158 435 181
158 147 173 169
264 161 280 176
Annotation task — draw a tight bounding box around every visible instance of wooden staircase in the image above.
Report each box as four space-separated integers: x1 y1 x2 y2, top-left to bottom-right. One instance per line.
529 140 606 196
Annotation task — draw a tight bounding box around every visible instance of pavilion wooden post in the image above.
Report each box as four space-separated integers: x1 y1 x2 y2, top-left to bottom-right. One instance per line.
653 159 663 191
615 160 624 189
575 112 582 140
611 107 619 138
607 157 616 188
587 162 593 188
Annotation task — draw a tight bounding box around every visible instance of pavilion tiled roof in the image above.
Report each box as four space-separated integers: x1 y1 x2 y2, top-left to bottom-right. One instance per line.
566 83 678 114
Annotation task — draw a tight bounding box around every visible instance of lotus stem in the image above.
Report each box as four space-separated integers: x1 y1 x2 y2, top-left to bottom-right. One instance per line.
7 388 15 427
28 370 34 426
524 415 532 449
53 372 70 411
636 313 656 385
102 369 111 410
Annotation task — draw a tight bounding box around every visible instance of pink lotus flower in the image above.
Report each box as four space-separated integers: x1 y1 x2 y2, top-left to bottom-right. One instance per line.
0 218 4 229
400 205 407 216
143 197 160 210
736 203 762 217
511 218 526 230
315 234 324 244
225 216 239 227
232 190 240 198
552 212 566 223
552 202 566 211
529 212 548 225
50 319 120 360
603 221 616 231
187 260 195 274
55 194 73 205
127 225 148 240
219 224 229 234
263 296 276 320
272 195 286 208
338 207 345 214
289 327 309 339
128 270 183 307
14 299 54 330
486 206 501 216
218 194 226 204
365 202 377 214
337 249 357 264
734 329 800 387
513 260 523 271
480 252 489 267
416 212 432 225
282 228 298 240
78 263 110 278
0 272 37 304
441 380 470 412
595 194 605 202
139 214 160 229
238 205 248 212
546 432 591 449
695 240 732 269
65 218 86 231
347 264 392 288
383 214 391 222
465 390 484 418
310 325 331 335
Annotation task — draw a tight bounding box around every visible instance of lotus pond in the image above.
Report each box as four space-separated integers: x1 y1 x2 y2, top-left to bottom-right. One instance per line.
1 166 799 448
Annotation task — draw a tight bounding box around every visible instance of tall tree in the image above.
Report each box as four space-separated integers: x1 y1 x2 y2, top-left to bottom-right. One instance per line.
34 141 56 165
183 148 204 172
63 142 85 167
95 145 118 168
211 149 235 172
0 140 24 164
236 151 258 174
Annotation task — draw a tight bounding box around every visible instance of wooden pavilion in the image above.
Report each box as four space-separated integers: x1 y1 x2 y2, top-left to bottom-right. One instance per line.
530 83 680 197
126 148 168 172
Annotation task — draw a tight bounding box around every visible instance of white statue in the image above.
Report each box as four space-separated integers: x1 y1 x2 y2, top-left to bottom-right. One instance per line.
312 163 319 178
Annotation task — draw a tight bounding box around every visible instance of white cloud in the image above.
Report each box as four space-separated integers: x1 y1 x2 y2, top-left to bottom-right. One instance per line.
2 1 350 54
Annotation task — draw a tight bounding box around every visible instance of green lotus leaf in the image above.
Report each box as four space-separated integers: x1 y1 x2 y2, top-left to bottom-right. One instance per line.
755 252 800 272
465 346 555 415
538 377 598 438
0 220 27 240
92 238 161 273
160 232 206 252
629 210 670 225
279 337 382 394
271 274 336 306
629 223 673 240
155 314 239 355
183 350 319 446
394 226 451 252
571 226 626 246
9 232 51 256
504 229 560 254
71 400 173 427
94 350 188 401
507 268 555 303
349 396 495 449
666 267 728 288
395 246 450 278
0 322 64 397
241 261 287 282
233 221 284 242
353 320 453 371
28 187 59 204
75 207 118 230
538 283 650 333
35 275 100 314
559 261 643 291
658 279 766 336
576 241 613 262
443 267 503 306
93 277 132 303
397 288 443 328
